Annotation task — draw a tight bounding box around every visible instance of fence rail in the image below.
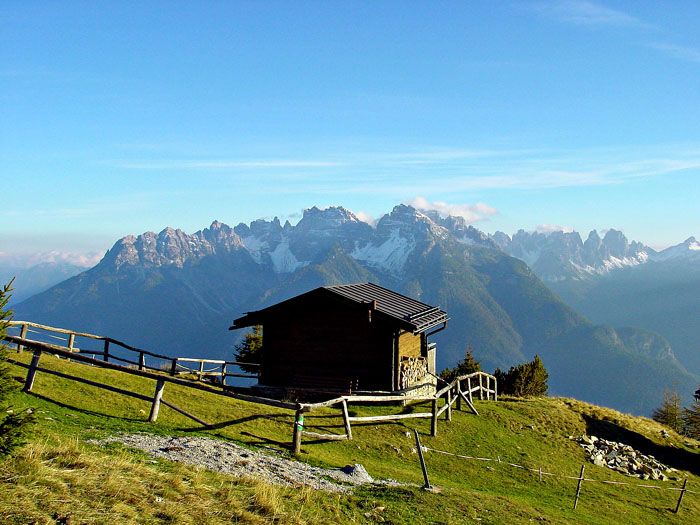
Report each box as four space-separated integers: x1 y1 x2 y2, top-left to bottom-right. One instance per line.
4 322 497 454
7 320 259 383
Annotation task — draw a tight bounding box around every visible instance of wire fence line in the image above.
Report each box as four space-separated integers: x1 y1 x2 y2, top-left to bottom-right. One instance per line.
417 443 696 513
423 446 697 493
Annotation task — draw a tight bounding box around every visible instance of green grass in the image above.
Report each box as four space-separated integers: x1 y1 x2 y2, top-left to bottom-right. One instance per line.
2 351 699 523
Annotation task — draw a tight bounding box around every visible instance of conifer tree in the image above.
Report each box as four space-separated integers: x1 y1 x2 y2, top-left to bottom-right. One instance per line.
682 399 700 439
652 390 684 434
233 325 263 374
440 347 481 383
494 355 549 397
0 280 35 456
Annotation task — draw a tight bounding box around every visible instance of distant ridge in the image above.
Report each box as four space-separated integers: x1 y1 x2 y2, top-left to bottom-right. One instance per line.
13 205 699 415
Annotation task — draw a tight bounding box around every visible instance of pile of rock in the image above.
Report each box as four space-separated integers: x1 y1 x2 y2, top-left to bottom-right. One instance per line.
573 434 676 481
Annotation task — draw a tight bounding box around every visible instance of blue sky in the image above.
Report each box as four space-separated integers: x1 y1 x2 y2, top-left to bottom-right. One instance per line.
2 1 699 259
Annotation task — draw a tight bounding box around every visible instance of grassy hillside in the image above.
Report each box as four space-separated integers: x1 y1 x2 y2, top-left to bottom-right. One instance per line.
2 352 699 524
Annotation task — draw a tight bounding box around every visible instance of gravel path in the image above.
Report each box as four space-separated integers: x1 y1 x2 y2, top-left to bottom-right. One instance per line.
94 433 397 493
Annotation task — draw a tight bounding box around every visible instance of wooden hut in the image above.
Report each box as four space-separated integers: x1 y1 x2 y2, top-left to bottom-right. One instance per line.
230 283 448 395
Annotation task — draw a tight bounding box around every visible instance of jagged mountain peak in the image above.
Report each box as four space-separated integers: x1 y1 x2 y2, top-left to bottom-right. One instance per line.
378 204 447 238
653 235 700 262
601 229 629 258
501 227 651 281
295 206 364 232
349 205 449 276
101 222 246 270
585 230 601 243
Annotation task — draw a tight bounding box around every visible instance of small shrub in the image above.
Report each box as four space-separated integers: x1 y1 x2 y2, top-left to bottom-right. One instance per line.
0 280 35 456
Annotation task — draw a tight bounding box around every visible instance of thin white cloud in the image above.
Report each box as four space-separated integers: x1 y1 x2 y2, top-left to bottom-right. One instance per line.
534 223 575 234
101 143 700 198
110 159 343 170
0 244 107 266
408 197 499 223
354 211 377 227
646 42 700 64
532 1 651 28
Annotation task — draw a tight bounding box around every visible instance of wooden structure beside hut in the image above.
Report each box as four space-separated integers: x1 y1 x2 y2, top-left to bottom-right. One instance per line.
230 283 448 395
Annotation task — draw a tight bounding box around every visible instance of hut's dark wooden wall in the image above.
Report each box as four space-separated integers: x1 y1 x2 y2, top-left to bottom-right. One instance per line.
259 292 398 391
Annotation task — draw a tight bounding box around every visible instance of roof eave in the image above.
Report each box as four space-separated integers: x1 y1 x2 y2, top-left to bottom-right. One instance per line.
412 316 450 335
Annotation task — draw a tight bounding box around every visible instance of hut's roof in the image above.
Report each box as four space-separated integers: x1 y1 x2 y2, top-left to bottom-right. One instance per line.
230 282 448 334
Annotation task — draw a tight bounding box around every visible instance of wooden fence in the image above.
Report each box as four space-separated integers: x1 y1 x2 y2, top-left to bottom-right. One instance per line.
3 323 497 454
291 370 497 452
7 321 259 384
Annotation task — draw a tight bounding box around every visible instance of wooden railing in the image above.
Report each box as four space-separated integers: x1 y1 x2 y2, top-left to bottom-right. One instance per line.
7 321 258 383
290 370 498 453
3 323 497 454
3 335 292 427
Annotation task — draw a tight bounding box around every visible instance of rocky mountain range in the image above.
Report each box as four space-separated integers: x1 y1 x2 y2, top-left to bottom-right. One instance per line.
13 205 699 415
492 227 698 283
492 228 700 376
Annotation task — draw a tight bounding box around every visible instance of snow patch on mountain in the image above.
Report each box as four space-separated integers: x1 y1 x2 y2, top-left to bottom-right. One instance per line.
602 253 649 271
269 238 308 274
351 228 416 274
240 236 269 264
515 248 543 269
653 237 700 262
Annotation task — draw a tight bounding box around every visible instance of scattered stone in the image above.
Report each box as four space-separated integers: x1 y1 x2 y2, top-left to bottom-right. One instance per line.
93 433 403 493
339 464 373 484
575 434 671 480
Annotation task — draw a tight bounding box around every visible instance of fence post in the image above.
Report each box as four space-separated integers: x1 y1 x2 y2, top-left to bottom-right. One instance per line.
478 374 483 400
292 407 304 454
573 465 585 510
23 349 42 392
414 429 432 490
456 381 462 411
18 324 28 353
220 362 226 386
493 376 498 401
445 389 452 421
198 360 204 381
139 352 145 371
675 479 688 513
341 399 353 440
149 380 165 423
431 398 438 436
67 333 75 352
103 340 110 362
467 377 473 404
